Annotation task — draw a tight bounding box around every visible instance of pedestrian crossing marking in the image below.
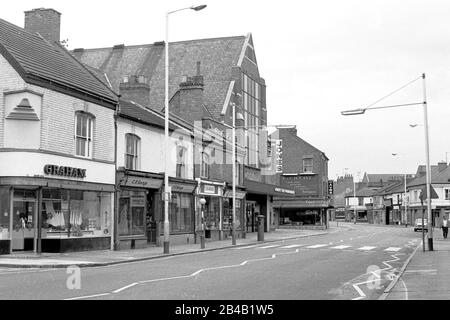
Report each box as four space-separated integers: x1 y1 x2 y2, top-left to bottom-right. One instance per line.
384 247 401 252
306 244 328 249
259 245 280 249
331 245 351 249
279 244 304 249
358 246 377 251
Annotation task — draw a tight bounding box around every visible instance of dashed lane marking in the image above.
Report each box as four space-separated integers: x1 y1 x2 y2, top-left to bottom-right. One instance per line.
331 245 351 250
306 244 328 249
384 247 402 252
279 244 304 249
358 246 377 251
232 245 260 250
258 245 280 249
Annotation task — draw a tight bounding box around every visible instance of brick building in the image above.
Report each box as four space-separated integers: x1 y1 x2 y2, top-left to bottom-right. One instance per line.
0 9 118 254
72 33 286 239
271 127 330 228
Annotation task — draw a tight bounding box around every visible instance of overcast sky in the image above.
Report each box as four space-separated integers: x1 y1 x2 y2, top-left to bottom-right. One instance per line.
3 0 450 181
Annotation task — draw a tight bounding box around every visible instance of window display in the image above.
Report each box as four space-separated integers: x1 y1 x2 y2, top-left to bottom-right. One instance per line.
0 187 10 240
119 190 146 237
42 188 112 238
169 193 194 233
204 197 220 230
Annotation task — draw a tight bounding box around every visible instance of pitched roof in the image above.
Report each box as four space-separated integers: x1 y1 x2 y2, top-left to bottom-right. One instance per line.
364 174 410 183
72 36 247 117
0 17 117 107
408 165 450 188
345 186 378 198
119 99 192 133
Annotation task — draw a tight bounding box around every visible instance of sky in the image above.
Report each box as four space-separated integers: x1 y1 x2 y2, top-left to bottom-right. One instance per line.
3 0 450 181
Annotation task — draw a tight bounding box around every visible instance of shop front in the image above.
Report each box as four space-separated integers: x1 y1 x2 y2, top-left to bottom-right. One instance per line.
0 177 114 254
274 198 329 229
196 180 225 241
222 188 246 239
116 170 163 250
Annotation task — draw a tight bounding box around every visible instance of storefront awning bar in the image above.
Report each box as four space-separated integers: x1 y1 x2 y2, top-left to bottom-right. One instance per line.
0 177 115 192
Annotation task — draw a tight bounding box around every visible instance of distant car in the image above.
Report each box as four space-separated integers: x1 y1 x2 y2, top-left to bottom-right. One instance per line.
414 218 428 232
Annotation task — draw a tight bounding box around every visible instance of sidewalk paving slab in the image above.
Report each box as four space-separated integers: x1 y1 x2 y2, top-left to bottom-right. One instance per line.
383 229 450 300
0 226 349 269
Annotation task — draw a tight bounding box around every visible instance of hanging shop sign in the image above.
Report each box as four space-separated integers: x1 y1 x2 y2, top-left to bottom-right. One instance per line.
170 182 196 194
122 176 163 189
200 184 221 196
44 164 86 179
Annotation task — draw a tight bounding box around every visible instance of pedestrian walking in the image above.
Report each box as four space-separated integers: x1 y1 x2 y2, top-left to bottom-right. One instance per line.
442 216 449 239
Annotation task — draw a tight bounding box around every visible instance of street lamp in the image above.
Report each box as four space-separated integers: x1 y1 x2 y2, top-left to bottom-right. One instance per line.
164 4 207 254
341 74 433 251
200 197 206 249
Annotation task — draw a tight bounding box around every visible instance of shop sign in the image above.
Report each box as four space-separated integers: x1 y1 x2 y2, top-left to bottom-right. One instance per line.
224 190 246 199
203 184 218 195
131 196 145 207
122 177 163 189
170 182 196 194
275 140 283 173
274 187 295 195
44 164 86 179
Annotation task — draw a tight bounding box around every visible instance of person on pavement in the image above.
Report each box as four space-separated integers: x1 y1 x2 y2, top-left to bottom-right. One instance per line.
442 216 449 239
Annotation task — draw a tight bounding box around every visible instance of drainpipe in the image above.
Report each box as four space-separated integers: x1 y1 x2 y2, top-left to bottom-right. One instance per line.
113 97 120 251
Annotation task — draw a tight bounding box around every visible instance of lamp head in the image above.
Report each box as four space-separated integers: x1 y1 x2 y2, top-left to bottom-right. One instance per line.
192 4 207 11
341 108 366 116
200 198 206 205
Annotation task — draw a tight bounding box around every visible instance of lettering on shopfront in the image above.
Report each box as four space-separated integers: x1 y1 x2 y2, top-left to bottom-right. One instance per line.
44 164 86 179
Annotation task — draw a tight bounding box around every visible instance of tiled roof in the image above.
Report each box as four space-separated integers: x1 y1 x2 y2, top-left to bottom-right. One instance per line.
72 36 246 117
364 174 407 183
0 17 117 107
408 165 450 187
119 99 192 133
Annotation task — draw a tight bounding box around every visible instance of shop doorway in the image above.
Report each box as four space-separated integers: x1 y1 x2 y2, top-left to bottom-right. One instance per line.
12 199 36 252
246 201 258 232
146 191 157 244
385 208 391 225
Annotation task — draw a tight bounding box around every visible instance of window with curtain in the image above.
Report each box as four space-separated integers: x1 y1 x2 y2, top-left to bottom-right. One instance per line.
75 112 94 157
125 134 140 170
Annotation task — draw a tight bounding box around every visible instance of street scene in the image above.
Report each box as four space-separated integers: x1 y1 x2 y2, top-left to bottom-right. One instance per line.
1 0 450 308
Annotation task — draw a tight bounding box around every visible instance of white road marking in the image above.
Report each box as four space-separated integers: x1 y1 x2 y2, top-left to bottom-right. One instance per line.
384 247 402 252
306 244 328 249
331 245 351 250
233 245 260 250
65 293 111 300
258 245 280 249
113 282 139 293
358 246 377 251
279 244 304 249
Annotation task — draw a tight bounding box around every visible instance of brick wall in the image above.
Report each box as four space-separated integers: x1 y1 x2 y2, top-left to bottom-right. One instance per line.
24 8 61 43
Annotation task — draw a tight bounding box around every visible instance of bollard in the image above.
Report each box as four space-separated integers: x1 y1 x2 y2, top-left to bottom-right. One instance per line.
257 215 265 241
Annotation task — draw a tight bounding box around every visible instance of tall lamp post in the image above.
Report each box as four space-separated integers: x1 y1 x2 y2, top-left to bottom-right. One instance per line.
164 4 207 254
341 74 433 251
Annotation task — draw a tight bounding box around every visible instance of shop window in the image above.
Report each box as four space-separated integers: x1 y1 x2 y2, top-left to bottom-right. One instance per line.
42 189 111 238
176 146 187 179
125 133 140 170
303 158 313 173
204 197 220 230
119 191 145 236
169 193 194 233
75 112 94 158
0 188 10 241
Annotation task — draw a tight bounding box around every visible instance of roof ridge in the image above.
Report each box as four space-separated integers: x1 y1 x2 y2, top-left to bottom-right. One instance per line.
71 35 247 52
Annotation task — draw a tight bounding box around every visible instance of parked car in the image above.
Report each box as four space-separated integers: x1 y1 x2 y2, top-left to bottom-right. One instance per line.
414 218 428 232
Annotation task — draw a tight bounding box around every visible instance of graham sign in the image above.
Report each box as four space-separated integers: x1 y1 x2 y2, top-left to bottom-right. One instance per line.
44 164 86 179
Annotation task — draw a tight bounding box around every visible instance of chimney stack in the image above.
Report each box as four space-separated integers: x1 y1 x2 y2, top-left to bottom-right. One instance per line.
119 75 150 108
25 8 61 43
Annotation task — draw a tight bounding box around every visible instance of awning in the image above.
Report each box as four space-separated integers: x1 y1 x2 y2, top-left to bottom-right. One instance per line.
0 177 115 192
273 199 329 209
244 179 295 197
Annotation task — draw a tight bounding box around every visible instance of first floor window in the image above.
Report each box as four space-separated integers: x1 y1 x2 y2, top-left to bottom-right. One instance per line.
303 158 313 173
125 134 140 170
445 189 450 200
201 153 210 178
176 146 187 179
75 112 94 157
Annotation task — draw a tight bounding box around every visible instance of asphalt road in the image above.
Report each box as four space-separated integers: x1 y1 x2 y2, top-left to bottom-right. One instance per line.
0 223 421 300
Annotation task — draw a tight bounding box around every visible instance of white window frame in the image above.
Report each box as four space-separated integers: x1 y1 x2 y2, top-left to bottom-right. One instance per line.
176 146 187 179
125 133 140 170
75 112 94 158
302 157 313 173
201 152 210 178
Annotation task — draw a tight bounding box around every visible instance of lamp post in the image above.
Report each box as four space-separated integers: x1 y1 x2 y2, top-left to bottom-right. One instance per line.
163 4 207 254
200 197 206 249
341 74 433 251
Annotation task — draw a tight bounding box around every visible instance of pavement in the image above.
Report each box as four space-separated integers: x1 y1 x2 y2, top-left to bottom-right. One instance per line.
0 226 346 268
383 227 450 300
